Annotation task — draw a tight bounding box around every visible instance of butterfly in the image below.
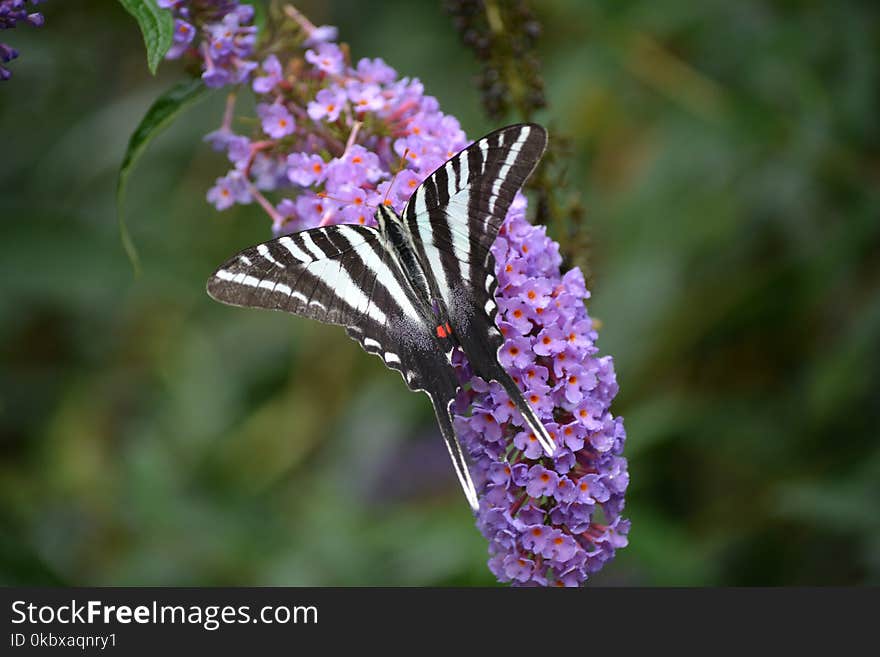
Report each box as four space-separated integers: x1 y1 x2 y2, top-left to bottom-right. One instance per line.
207 123 555 510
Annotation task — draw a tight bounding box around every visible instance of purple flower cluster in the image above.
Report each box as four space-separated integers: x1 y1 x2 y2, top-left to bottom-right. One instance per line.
189 10 629 586
159 0 257 88
452 199 629 587
0 0 44 81
201 15 468 234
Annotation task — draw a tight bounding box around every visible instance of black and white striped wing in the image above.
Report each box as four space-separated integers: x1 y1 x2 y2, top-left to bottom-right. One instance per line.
404 123 548 267
206 224 479 509
206 223 451 391
402 123 555 454
207 225 381 324
402 124 547 351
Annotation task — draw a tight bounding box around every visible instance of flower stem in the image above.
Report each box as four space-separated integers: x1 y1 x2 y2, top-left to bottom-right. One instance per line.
247 181 285 227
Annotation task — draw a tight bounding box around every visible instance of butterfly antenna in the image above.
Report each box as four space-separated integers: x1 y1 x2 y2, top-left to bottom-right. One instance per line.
380 147 411 208
316 191 348 204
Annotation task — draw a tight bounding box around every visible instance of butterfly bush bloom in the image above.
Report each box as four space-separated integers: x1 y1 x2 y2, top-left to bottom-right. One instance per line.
159 0 257 87
183 5 628 586
194 9 469 232
452 205 629 587
0 0 44 81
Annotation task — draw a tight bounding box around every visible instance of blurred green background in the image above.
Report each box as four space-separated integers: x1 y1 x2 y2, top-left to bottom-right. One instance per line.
1 0 878 586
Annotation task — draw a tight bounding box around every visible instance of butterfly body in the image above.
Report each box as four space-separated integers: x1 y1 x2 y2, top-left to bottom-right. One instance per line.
207 123 555 511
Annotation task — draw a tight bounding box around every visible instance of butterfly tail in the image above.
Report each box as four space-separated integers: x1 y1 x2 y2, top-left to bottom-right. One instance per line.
426 391 480 512
480 358 557 457
452 313 557 458
419 359 479 511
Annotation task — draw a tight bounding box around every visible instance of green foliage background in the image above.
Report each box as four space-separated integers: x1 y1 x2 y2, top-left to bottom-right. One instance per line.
1 0 878 585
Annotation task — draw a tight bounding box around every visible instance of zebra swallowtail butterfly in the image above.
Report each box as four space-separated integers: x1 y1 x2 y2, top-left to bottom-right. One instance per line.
207 123 555 510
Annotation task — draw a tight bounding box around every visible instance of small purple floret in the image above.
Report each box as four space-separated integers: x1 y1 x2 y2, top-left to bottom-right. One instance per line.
162 0 258 88
0 0 45 81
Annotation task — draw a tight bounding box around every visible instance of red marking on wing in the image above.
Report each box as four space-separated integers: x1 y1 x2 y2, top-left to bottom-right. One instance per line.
435 322 453 339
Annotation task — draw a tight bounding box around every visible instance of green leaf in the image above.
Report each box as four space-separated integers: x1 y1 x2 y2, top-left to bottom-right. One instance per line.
118 0 175 75
116 78 210 274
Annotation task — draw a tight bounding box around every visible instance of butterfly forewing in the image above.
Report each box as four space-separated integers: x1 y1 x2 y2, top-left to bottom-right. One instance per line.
400 124 555 455
404 123 548 262
206 223 480 509
402 124 547 352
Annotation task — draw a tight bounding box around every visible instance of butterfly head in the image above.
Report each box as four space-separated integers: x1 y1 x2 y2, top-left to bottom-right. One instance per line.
375 201 402 235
